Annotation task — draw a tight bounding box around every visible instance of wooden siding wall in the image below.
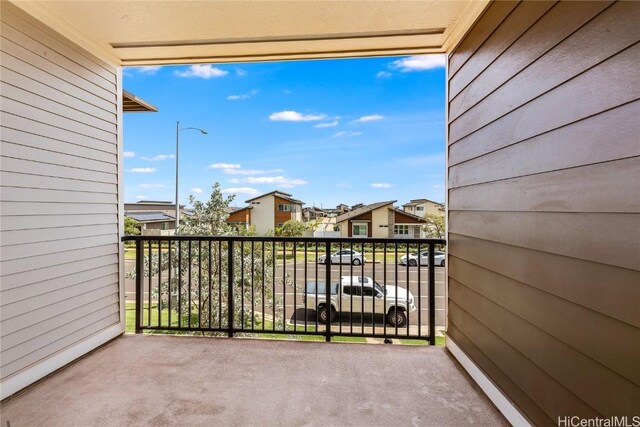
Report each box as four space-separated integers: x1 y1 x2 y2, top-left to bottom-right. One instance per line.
0 2 121 382
447 1 640 424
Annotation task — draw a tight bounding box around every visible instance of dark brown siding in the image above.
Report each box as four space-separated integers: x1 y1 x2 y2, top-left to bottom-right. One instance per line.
274 196 294 226
227 208 251 224
447 1 640 425
394 211 423 224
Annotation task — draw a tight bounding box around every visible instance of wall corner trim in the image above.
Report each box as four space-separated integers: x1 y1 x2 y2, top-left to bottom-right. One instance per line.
446 336 532 427
0 323 124 401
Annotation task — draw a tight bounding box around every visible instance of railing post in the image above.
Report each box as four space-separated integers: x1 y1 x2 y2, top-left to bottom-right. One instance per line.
135 238 143 334
325 241 332 342
228 240 234 338
428 242 436 345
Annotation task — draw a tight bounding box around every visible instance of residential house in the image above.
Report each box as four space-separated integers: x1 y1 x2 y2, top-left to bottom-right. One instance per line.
302 206 325 222
335 201 426 238
124 201 189 235
1 1 637 424
225 206 252 230
321 203 350 217
242 190 303 234
402 198 445 217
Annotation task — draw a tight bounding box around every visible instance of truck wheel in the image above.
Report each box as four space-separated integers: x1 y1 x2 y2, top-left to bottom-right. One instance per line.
409 259 418 267
387 308 407 328
318 305 335 324
440 259 445 267
352 258 361 266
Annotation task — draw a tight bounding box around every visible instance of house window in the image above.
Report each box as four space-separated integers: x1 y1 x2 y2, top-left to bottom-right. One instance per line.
416 206 424 212
278 204 291 212
394 225 409 235
352 223 368 237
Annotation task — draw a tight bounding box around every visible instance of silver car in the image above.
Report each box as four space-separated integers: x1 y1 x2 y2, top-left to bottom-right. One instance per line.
318 249 367 265
399 250 445 267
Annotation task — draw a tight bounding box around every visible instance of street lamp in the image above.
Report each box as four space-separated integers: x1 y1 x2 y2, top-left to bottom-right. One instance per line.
175 121 207 232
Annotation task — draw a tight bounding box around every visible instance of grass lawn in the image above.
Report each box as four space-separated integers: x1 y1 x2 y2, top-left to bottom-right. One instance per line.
126 303 398 344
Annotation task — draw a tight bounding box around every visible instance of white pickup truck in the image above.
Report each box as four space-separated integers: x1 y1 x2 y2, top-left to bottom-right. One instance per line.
304 276 416 327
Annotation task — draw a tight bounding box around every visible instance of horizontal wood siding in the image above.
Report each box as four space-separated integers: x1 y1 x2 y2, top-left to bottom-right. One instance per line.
0 2 121 381
447 1 640 425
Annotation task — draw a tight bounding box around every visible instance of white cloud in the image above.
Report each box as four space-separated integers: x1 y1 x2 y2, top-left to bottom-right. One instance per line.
313 120 339 128
228 178 240 184
221 187 259 196
175 64 228 79
227 89 259 100
371 182 393 189
433 184 445 189
333 131 362 138
392 55 446 72
209 163 241 169
225 168 284 175
376 71 392 78
243 176 307 187
123 151 136 158
209 162 283 176
337 183 352 189
191 187 204 194
353 115 384 123
141 154 175 161
139 183 163 188
130 66 161 75
269 111 326 122
129 168 156 173
136 195 148 199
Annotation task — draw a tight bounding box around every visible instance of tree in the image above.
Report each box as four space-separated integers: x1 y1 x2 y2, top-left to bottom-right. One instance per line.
129 182 282 334
276 220 307 237
178 182 235 236
124 216 141 235
423 213 445 239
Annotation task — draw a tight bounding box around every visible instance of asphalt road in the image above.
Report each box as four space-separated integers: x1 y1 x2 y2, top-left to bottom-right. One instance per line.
124 260 445 331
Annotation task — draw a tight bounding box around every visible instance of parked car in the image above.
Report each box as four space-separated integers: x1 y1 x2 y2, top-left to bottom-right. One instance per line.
318 250 367 265
305 276 416 327
399 250 445 267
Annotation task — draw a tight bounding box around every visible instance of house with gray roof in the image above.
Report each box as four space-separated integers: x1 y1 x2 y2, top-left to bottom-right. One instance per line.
335 200 426 238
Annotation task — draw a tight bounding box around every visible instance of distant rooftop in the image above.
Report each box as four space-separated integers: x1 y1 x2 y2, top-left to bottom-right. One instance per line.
336 200 396 223
125 211 174 222
132 200 173 205
245 190 303 204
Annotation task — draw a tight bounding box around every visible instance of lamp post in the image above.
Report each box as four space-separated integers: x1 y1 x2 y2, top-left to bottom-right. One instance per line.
175 121 207 232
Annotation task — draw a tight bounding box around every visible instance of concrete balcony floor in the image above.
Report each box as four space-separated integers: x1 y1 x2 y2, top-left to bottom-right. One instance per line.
1 334 507 426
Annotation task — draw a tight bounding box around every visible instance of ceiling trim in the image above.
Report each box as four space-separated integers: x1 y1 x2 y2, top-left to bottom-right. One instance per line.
111 28 446 49
122 44 444 66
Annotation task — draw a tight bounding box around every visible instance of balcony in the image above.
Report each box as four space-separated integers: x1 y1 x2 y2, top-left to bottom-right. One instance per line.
0 334 507 426
1 236 509 426
123 236 446 342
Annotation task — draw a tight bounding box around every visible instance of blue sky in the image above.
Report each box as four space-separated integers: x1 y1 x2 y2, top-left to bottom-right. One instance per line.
123 55 446 208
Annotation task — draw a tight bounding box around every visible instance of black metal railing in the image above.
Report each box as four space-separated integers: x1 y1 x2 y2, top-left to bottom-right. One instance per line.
123 236 446 344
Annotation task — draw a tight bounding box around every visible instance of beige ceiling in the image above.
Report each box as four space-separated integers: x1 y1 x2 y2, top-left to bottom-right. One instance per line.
13 0 488 65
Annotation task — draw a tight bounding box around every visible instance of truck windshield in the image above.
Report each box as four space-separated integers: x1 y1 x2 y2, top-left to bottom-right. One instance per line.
374 281 385 295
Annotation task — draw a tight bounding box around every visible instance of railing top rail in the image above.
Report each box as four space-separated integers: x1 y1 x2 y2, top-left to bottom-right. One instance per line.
122 235 446 244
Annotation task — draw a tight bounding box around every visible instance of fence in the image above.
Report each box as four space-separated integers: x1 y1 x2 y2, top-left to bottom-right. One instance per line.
123 236 446 344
